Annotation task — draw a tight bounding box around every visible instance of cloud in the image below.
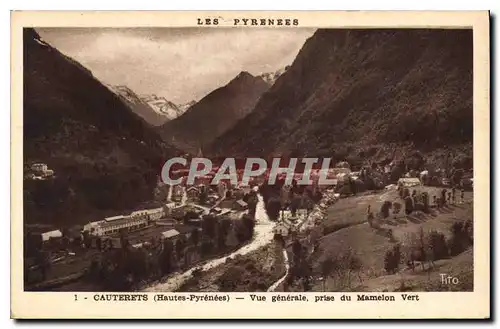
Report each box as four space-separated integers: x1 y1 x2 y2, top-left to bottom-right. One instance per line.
37 28 316 103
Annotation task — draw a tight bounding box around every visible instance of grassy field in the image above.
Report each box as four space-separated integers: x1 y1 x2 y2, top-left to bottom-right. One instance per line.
307 186 474 292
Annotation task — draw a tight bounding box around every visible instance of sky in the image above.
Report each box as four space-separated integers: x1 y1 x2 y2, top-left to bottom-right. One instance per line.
37 27 316 104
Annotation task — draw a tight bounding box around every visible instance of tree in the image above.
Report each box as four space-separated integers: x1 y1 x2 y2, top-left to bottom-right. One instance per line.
198 188 208 204
392 202 402 218
266 197 282 221
217 217 232 250
175 236 187 262
290 196 301 217
82 231 91 248
428 230 448 260
241 214 256 240
190 227 200 247
348 255 363 284
320 258 334 291
380 201 392 219
183 210 199 225
404 196 414 215
96 237 102 251
201 215 218 241
348 177 357 196
246 191 258 217
406 152 425 171
421 192 430 213
390 164 404 182
35 250 51 281
384 244 401 274
159 239 174 275
200 240 214 257
119 232 129 251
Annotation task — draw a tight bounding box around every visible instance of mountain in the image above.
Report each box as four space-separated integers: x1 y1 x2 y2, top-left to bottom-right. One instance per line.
259 66 290 86
109 85 171 126
178 100 197 113
211 29 473 166
23 28 181 226
159 71 270 153
141 94 186 121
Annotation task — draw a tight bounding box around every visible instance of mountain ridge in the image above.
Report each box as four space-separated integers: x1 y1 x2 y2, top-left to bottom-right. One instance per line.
23 28 181 226
159 71 270 153
210 29 473 167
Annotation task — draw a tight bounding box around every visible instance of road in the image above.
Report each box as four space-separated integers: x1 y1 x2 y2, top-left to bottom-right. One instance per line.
142 193 275 292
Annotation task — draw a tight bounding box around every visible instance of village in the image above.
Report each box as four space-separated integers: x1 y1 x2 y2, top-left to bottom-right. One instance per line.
23 155 474 292
23 165 258 291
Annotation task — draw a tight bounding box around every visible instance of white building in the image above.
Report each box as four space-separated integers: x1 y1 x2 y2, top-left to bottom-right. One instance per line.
273 222 292 237
31 163 48 172
93 215 149 236
146 207 164 221
41 229 62 242
162 229 180 240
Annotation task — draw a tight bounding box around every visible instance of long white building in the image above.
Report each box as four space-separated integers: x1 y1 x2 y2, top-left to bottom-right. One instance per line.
83 207 165 236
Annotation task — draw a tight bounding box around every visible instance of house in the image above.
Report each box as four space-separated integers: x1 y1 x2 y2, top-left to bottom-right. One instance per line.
186 186 200 199
211 207 222 214
162 229 180 240
163 202 177 216
273 221 292 237
41 229 63 242
231 188 246 200
171 185 184 202
296 208 308 220
206 194 220 205
234 199 248 211
397 177 422 188
130 210 149 221
30 163 54 178
83 220 105 235
31 163 48 173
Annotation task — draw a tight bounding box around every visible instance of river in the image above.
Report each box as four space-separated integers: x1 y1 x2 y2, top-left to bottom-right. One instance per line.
142 193 274 292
